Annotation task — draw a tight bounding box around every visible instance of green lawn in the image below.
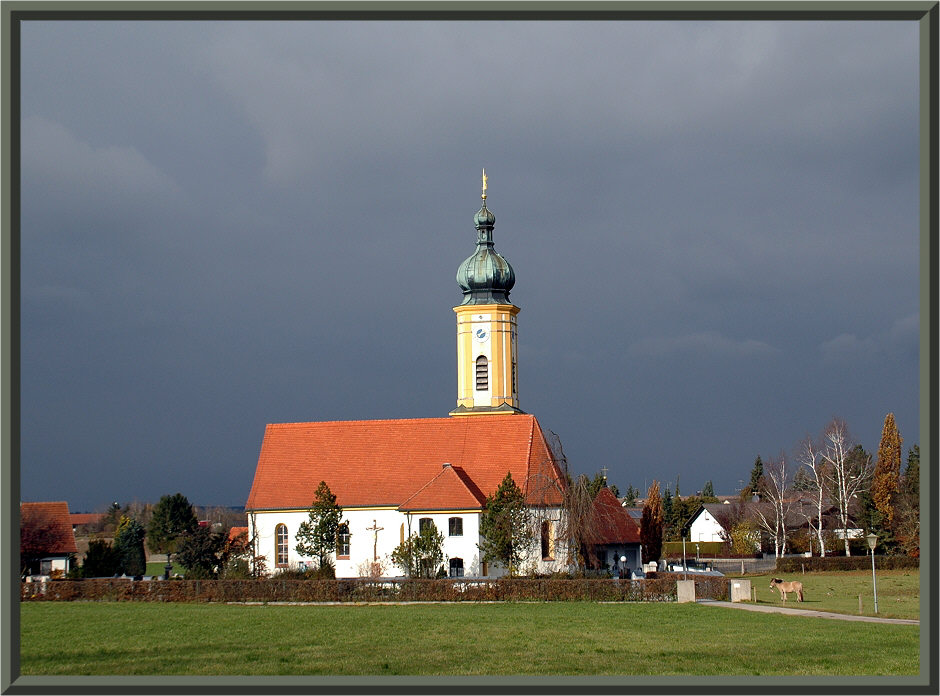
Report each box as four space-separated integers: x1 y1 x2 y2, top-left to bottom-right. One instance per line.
740 569 919 620
20 600 919 676
144 562 180 577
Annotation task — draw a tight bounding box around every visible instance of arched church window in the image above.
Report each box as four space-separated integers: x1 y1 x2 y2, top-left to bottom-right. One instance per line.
475 356 488 390
541 520 553 560
449 558 464 578
275 524 288 567
448 517 463 536
336 523 350 558
419 517 433 534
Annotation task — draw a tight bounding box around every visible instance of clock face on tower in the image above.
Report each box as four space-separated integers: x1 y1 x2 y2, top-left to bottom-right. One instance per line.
474 327 489 343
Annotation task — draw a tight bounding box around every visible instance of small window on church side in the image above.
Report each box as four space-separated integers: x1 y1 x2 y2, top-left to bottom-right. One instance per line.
541 520 553 560
336 523 350 558
449 558 464 578
418 517 433 534
275 524 288 567
475 356 488 391
448 517 463 536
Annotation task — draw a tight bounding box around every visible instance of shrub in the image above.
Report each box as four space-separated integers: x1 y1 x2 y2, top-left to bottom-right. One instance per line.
113 517 146 578
21 577 681 603
775 555 918 573
81 539 120 578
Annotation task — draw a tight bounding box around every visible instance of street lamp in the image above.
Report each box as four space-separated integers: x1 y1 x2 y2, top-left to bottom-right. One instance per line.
866 532 879 614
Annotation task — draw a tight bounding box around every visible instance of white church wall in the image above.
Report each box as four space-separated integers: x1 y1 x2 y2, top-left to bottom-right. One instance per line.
248 505 568 578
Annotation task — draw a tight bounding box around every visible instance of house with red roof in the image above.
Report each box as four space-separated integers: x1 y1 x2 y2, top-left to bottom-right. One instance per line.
245 182 580 578
585 487 643 576
21 501 79 577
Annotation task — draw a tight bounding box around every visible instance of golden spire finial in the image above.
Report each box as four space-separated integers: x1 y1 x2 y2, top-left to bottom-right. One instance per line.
482 168 488 201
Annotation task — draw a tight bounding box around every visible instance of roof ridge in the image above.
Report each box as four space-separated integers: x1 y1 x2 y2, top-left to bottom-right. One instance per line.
398 467 449 509
523 416 535 495
399 464 484 511
266 415 526 428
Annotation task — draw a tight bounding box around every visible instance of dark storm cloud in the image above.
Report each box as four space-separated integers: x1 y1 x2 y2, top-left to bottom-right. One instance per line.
19 20 919 510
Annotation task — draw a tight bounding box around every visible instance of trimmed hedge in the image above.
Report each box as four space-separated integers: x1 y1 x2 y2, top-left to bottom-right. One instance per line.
775 556 919 573
657 572 731 600
21 577 682 603
662 541 726 557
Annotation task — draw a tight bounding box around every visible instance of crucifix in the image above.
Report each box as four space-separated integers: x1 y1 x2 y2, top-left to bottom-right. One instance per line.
366 519 384 561
601 466 608 483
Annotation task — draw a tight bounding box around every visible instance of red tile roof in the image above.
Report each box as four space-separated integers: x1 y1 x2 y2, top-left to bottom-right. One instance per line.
21 502 78 554
228 526 249 542
589 488 641 545
70 513 104 526
246 415 565 511
399 464 486 511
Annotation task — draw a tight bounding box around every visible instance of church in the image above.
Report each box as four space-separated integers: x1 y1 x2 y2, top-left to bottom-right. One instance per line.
245 174 570 578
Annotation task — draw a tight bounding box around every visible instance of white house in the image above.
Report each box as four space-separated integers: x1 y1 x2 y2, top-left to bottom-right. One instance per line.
20 501 78 576
685 504 729 543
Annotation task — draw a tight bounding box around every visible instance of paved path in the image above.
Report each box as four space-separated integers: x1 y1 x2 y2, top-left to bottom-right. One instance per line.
697 599 919 625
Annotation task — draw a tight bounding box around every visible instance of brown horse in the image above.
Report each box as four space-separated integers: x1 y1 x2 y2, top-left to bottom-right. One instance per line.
769 578 804 602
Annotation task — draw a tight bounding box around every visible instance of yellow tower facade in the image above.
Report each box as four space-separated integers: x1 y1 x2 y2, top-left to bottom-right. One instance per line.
452 303 520 414
450 172 524 417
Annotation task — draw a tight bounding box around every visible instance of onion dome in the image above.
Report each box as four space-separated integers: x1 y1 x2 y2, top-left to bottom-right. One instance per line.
456 175 515 305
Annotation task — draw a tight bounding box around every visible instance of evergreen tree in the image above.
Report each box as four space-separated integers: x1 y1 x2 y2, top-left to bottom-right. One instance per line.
113 515 146 577
701 480 718 502
147 493 198 566
622 485 639 507
587 473 607 499
903 445 920 502
478 472 531 576
872 413 903 528
744 456 764 500
792 466 815 491
640 481 663 565
81 539 120 578
295 481 343 569
895 445 920 558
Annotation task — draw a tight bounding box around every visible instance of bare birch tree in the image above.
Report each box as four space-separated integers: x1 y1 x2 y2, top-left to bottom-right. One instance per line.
753 455 792 557
795 434 830 557
821 419 874 556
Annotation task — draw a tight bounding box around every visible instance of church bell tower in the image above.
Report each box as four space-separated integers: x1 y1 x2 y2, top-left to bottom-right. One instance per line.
450 171 523 417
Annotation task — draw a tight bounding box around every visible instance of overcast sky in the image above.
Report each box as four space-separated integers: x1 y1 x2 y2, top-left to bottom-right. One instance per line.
19 19 920 512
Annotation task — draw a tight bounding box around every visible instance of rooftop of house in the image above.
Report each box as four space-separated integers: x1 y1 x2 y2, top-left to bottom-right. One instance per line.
69 513 104 527
589 488 641 545
21 501 78 554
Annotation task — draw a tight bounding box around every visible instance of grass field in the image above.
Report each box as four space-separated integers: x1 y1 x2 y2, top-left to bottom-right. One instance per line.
144 562 175 577
730 569 919 620
20 586 920 676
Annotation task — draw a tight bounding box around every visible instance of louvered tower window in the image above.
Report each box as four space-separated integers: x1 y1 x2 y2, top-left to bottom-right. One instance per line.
475 355 488 390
